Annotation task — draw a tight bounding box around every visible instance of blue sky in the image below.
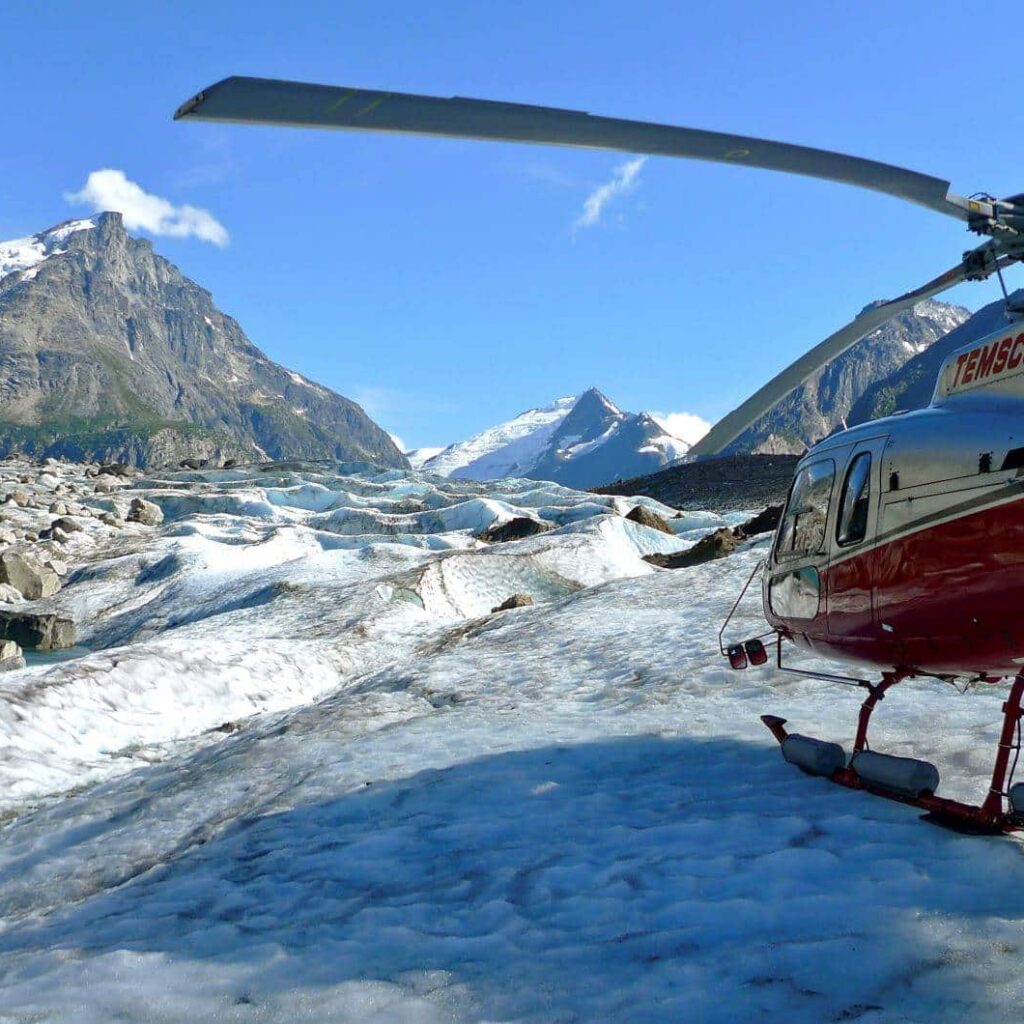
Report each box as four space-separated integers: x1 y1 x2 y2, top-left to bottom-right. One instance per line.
4 0 1023 450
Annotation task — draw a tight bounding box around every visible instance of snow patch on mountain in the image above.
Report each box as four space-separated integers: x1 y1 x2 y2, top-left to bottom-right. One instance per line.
424 395 578 479
406 446 445 469
638 431 690 459
0 219 95 282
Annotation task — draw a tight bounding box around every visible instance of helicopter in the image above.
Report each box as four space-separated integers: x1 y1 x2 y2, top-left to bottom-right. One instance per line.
175 75 1024 833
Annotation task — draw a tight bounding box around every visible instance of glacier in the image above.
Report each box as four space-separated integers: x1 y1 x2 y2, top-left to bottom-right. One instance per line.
0 461 1022 1022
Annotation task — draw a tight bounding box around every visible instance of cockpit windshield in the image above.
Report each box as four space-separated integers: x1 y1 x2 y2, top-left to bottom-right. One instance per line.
775 460 835 560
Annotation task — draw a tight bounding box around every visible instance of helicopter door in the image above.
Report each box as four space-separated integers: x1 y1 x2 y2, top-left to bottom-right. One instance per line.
826 438 887 638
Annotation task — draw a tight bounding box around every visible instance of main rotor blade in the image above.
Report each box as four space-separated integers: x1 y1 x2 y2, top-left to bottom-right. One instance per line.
175 76 968 221
688 249 1014 457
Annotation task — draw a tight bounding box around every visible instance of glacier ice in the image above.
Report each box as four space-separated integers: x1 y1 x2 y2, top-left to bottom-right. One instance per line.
0 462 1018 1023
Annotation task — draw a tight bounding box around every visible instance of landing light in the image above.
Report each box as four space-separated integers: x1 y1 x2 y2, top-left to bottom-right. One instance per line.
744 639 769 666
727 644 748 670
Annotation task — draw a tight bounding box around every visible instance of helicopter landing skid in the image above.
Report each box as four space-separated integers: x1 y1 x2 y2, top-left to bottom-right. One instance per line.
761 670 1024 836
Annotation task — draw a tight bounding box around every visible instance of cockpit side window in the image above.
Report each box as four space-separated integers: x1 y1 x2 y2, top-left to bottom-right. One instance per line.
775 459 835 560
836 452 872 547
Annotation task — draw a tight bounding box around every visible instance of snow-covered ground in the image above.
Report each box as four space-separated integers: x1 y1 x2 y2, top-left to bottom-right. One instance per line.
1 463 1023 1022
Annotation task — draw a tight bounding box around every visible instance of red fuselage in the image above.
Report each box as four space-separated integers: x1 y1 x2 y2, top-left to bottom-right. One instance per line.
780 489 1024 675
762 323 1024 678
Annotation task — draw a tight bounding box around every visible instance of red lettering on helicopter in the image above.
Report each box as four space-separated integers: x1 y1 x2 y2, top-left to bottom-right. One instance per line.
951 352 971 387
1008 334 1024 370
948 332 1024 391
992 336 1014 375
961 348 980 384
977 341 998 379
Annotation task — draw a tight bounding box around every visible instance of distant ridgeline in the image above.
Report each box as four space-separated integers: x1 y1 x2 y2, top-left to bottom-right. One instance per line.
724 298 973 455
0 213 406 468
597 454 800 513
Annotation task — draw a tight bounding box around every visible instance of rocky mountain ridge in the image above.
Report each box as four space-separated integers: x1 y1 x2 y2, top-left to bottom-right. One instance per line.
0 213 405 468
848 295 1016 425
727 298 971 454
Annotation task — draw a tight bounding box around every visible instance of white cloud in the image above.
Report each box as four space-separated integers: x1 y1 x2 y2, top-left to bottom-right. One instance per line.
387 431 407 453
65 170 229 247
648 411 712 447
573 157 646 232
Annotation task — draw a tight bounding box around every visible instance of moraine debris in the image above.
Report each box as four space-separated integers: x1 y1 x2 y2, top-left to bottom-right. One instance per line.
0 552 60 600
491 594 535 613
644 504 783 570
127 497 164 526
0 639 25 671
735 505 783 538
478 518 550 544
624 505 675 535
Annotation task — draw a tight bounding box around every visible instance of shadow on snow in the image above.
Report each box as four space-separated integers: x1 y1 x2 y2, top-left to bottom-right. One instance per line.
2 733 1023 1022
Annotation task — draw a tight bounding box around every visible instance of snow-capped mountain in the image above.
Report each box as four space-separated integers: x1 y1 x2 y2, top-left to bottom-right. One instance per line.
422 388 690 488
422 299 971 474
405 446 445 469
0 219 98 280
422 394 579 479
0 213 405 467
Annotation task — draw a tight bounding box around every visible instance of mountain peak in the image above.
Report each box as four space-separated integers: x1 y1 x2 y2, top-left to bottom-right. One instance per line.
0 216 101 284
423 387 688 488
548 388 626 449
0 213 405 467
575 387 622 415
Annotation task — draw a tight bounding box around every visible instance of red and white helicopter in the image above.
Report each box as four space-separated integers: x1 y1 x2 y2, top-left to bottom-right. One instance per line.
176 76 1024 833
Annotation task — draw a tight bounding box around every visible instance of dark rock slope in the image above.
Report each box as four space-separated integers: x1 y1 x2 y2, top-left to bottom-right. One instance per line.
848 297 1011 425
727 299 970 454
0 213 406 467
597 454 800 512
